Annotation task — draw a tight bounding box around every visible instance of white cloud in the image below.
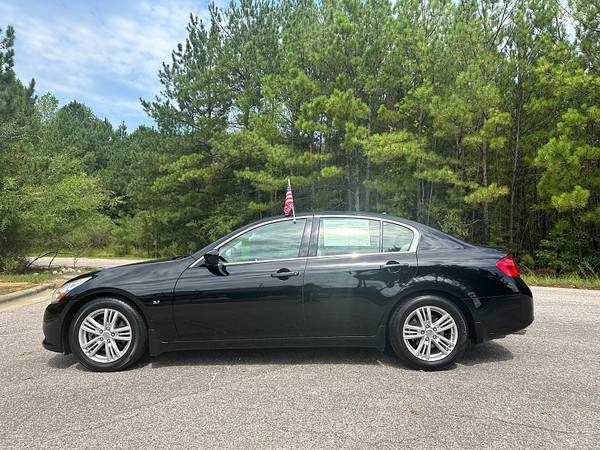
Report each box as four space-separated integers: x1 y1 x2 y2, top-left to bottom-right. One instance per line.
0 0 211 125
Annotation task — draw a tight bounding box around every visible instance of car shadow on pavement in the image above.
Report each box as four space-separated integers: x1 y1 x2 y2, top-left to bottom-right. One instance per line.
45 341 513 371
47 353 78 369
459 341 514 366
143 341 513 370
147 347 396 369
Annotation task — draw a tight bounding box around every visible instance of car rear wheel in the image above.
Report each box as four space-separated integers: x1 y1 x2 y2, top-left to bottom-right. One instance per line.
69 298 147 372
389 295 468 370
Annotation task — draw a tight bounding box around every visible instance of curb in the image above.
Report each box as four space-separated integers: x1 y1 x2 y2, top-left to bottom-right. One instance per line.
0 284 54 305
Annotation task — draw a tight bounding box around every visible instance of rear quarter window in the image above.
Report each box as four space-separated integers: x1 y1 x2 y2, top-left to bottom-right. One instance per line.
382 222 414 252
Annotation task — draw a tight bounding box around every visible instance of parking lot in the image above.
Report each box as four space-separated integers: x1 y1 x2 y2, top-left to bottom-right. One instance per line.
1 286 599 448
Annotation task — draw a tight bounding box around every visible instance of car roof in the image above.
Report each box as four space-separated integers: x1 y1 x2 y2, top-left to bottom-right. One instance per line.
258 211 427 230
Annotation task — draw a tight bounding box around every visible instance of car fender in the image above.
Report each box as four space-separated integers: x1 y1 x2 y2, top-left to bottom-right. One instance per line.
377 273 482 346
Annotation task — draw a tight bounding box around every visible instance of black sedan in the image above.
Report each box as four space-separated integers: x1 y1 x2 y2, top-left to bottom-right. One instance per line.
42 212 533 371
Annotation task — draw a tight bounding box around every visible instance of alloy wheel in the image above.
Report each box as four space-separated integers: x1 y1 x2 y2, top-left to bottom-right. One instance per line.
402 305 458 362
78 308 132 363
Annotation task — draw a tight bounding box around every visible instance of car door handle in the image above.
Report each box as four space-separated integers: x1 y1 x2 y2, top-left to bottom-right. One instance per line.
270 271 300 278
381 262 409 268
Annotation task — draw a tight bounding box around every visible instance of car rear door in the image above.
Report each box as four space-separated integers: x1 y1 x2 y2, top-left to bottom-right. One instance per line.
172 217 312 341
302 215 418 338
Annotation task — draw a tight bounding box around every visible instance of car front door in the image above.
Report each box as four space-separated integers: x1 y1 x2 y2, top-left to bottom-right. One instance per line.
172 217 312 341
302 216 418 338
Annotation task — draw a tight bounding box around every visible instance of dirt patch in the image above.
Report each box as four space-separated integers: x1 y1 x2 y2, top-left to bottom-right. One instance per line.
0 281 30 288
0 283 35 295
0 279 64 296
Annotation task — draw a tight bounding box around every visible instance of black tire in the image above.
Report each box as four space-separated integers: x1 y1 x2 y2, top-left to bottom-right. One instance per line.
69 297 147 372
388 295 468 370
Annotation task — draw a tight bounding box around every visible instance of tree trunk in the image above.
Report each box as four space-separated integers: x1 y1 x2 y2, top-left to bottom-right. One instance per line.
482 132 489 243
509 88 523 248
354 148 360 212
346 147 352 209
416 158 421 219
47 250 59 270
26 251 55 269
365 158 370 210
310 138 316 209
365 96 372 211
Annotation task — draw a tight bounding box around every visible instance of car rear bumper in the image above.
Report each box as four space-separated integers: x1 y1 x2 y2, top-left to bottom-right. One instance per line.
473 292 534 343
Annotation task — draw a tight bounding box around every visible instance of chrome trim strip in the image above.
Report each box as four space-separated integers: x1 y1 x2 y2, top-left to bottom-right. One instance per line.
307 250 415 261
188 213 420 269
209 257 307 267
190 256 205 268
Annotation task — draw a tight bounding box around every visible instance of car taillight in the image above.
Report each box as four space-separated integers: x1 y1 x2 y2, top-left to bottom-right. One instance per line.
496 254 520 277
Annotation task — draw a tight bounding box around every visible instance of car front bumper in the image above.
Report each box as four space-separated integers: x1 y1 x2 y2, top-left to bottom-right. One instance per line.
42 301 68 353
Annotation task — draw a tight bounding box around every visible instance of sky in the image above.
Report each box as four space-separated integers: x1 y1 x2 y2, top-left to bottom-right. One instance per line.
0 0 218 130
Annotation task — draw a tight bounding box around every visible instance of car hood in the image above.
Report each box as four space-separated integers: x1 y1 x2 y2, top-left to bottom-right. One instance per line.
66 256 194 287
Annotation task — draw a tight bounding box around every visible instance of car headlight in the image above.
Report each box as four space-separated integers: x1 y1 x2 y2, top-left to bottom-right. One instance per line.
50 277 92 304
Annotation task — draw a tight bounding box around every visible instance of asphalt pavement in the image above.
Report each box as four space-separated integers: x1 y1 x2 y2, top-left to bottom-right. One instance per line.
0 286 598 448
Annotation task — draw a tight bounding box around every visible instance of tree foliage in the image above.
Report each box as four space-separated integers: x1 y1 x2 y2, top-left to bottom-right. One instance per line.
1 0 599 275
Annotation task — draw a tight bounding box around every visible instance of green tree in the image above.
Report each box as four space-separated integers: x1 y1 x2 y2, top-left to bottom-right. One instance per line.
2 2 600 275
0 25 37 270
534 60 600 271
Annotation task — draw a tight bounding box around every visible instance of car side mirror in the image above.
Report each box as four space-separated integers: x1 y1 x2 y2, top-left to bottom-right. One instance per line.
203 249 220 267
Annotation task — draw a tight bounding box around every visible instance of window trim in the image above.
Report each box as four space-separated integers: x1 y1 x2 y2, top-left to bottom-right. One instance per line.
189 214 420 268
308 214 419 259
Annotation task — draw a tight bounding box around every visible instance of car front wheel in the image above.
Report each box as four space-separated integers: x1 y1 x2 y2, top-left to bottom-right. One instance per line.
389 295 468 370
69 298 147 372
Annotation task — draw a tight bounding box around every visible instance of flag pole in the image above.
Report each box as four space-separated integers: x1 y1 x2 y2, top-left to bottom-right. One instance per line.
288 177 296 223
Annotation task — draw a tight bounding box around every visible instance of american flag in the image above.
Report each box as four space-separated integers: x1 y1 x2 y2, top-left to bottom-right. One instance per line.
283 178 295 218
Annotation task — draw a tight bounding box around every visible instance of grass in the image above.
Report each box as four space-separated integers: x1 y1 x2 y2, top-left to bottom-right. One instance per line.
522 274 600 290
0 273 61 283
73 249 149 259
0 273 64 296
0 271 83 296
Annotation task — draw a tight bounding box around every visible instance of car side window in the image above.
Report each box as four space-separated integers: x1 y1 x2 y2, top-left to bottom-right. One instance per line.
219 219 306 263
317 218 380 256
382 222 414 252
